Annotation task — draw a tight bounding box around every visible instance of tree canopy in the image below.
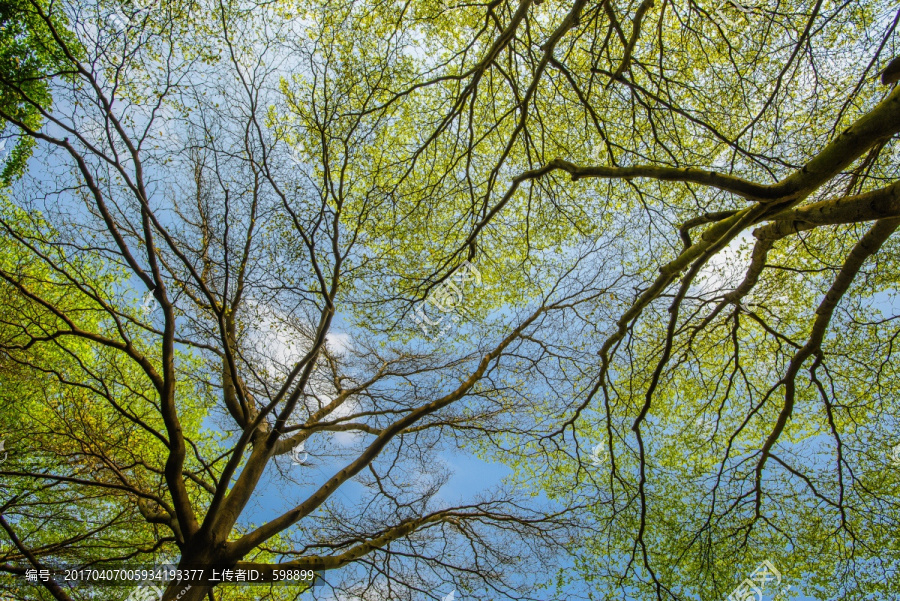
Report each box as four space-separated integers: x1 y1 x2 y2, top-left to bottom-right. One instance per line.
0 0 898 599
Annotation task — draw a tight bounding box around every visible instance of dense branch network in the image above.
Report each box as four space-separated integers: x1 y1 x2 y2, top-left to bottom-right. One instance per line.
0 0 898 600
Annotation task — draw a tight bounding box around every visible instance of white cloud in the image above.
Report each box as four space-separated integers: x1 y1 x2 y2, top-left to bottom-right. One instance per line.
326 331 353 354
695 229 754 295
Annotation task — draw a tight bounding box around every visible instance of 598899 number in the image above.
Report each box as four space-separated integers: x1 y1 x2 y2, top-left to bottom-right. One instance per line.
273 569 315 581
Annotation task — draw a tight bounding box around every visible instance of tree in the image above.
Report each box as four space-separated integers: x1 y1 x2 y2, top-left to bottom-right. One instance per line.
1 0 576 599
1 0 899 600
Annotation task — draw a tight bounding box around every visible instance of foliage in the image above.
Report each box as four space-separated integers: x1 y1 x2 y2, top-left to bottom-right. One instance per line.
0 0 899 599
